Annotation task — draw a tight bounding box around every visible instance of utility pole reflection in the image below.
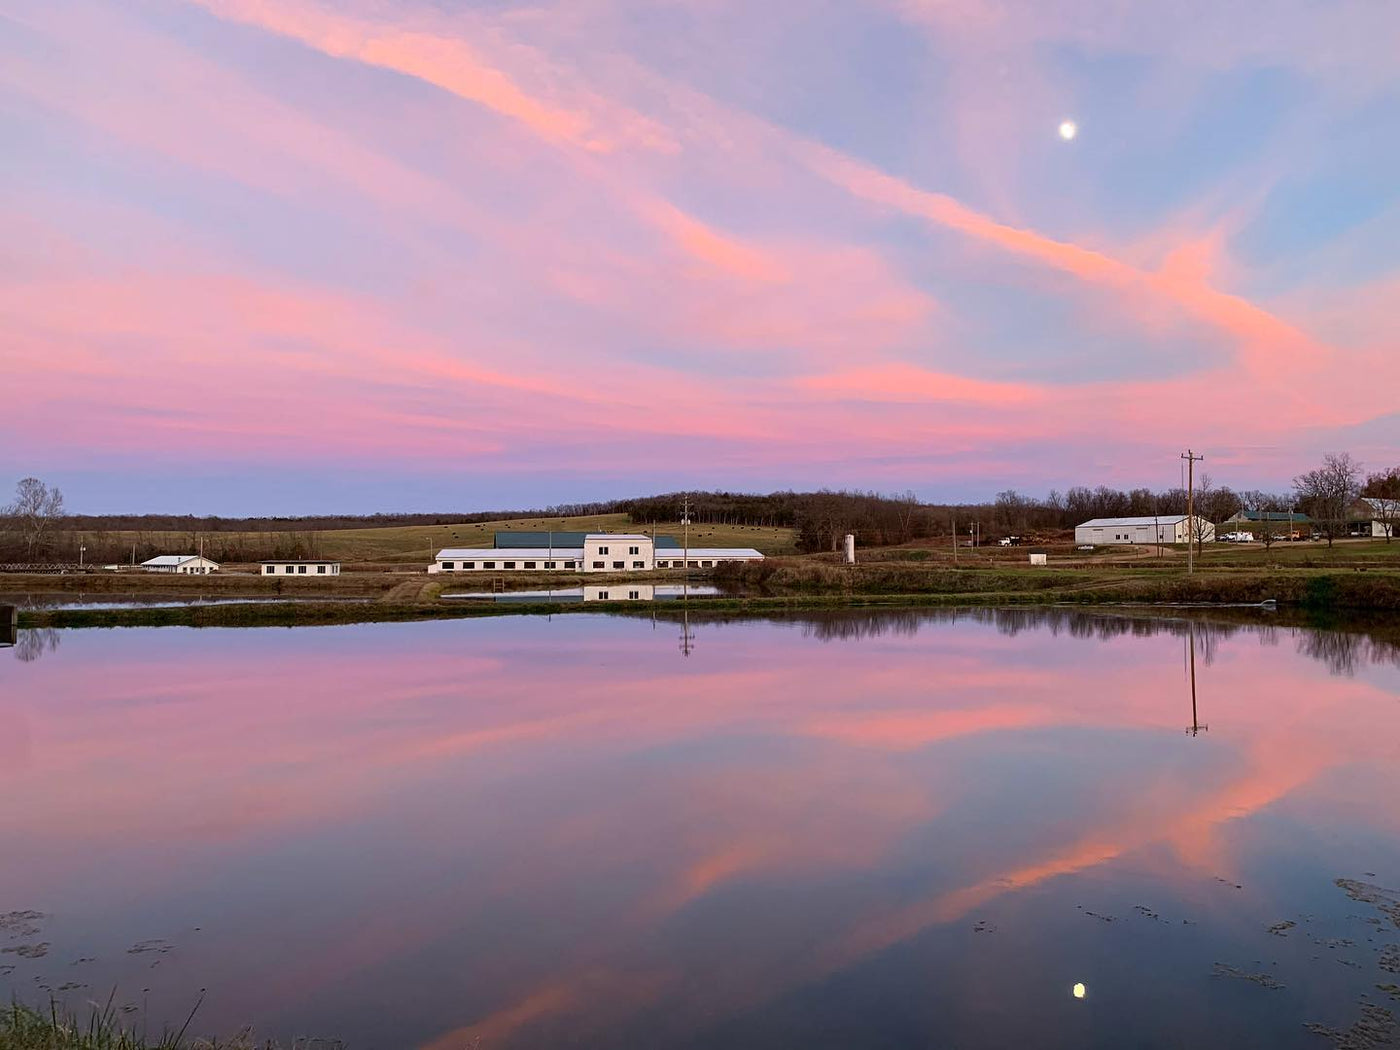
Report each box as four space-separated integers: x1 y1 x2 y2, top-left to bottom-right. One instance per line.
1185 623 1208 736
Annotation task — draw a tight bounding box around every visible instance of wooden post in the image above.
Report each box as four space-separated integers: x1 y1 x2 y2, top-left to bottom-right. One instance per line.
1 604 16 648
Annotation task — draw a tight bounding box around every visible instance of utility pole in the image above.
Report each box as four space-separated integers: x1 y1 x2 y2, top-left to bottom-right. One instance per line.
1181 449 1204 574
681 494 691 581
951 513 957 565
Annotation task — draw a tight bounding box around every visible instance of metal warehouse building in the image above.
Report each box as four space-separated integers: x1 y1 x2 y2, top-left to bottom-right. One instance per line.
1074 515 1214 546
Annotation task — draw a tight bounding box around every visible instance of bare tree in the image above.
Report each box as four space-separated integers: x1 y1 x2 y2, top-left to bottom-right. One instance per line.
1188 472 1217 557
892 490 921 545
1294 453 1361 548
1362 468 1400 542
6 477 66 560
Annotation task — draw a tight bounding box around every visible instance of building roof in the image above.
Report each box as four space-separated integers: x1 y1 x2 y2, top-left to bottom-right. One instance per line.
141 555 210 566
656 547 765 558
1077 516 1190 528
1233 510 1312 523
438 548 585 560
1356 497 1393 517
493 531 681 549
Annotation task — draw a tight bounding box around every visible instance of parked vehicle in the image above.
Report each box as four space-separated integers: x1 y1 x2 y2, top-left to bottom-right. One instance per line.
1076 544 1094 552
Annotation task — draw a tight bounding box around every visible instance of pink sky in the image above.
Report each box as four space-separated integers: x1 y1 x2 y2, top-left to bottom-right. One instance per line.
2 0 1397 511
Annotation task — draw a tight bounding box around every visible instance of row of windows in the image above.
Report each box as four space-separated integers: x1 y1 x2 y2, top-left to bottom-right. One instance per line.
439 561 578 570
595 545 645 556
656 560 715 568
264 564 332 574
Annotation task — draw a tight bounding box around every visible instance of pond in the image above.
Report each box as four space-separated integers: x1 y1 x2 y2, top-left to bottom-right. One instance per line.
2 608 1398 1048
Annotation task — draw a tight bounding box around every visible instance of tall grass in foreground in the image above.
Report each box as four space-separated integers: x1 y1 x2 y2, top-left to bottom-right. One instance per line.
0 998 339 1050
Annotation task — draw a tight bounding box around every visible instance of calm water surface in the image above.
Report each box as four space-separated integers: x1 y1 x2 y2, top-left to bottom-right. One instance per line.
2 609 1399 1048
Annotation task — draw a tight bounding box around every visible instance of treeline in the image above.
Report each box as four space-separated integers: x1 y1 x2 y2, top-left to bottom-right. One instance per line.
57 508 589 533
5 453 1396 563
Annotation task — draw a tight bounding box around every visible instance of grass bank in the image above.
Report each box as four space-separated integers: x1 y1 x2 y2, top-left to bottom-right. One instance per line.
0 999 269 1050
16 566 1400 630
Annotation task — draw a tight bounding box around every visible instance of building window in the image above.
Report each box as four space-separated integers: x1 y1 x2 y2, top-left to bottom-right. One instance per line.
523 561 536 569
317 565 327 574
483 562 495 569
265 565 275 574
598 591 609 600
463 562 475 569
564 561 576 569
503 562 516 569
688 560 698 568
285 566 295 574
629 546 639 555
628 590 640 599
612 561 624 569
593 560 605 569
598 546 609 555
632 560 645 568
443 562 455 570
298 565 307 573
544 561 555 569
701 560 713 567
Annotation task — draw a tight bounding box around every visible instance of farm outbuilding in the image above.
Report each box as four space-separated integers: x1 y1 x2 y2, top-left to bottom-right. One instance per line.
141 555 220 574
262 560 341 576
1074 515 1214 546
429 532 765 573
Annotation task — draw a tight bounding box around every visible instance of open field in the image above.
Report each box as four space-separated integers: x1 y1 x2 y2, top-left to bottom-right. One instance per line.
58 513 799 565
858 536 1400 569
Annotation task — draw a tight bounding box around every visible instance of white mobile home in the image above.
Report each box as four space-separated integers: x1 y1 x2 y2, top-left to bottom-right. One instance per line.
1074 515 1214 546
141 555 220 575
262 560 341 576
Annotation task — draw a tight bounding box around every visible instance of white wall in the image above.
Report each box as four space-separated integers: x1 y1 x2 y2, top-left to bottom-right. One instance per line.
263 563 341 576
580 537 654 573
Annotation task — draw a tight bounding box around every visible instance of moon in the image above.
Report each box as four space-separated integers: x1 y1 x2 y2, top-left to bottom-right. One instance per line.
1058 120 1078 141
1072 982 1087 999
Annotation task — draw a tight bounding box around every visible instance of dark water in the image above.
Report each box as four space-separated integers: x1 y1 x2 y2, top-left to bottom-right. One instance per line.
2 608 1398 1048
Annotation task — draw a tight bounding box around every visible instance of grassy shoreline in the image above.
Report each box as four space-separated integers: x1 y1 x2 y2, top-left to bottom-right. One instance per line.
14 568 1400 630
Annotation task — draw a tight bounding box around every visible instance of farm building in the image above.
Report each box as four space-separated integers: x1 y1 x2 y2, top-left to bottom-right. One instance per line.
1074 515 1214 546
429 532 764 573
141 555 220 574
262 560 341 576
1223 510 1312 528
1350 499 1395 538
653 548 764 568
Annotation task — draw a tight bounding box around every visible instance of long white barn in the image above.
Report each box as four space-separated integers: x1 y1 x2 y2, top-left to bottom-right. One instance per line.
429 532 764 573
